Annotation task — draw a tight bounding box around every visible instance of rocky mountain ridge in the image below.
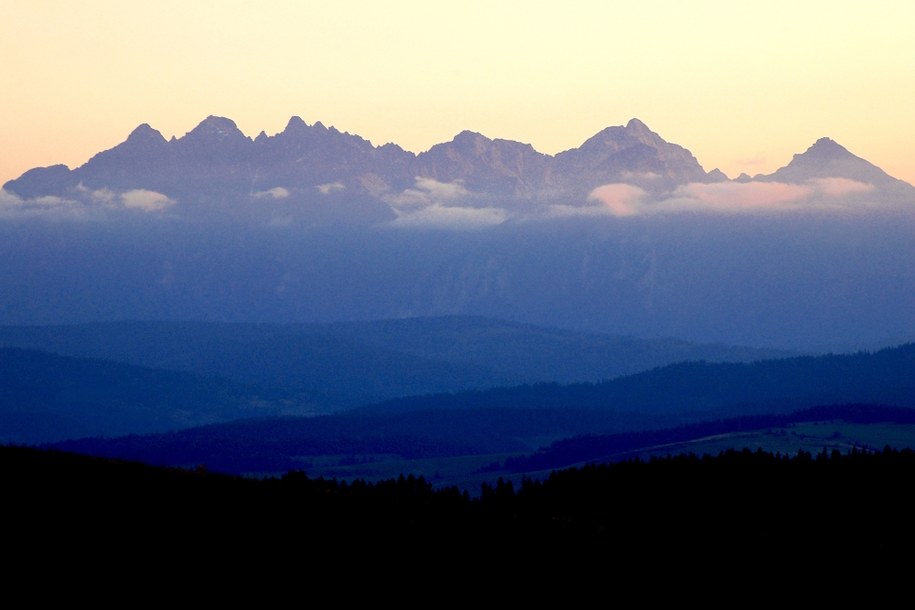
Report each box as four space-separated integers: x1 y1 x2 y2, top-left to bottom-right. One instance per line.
6 117 887 191
4 116 913 224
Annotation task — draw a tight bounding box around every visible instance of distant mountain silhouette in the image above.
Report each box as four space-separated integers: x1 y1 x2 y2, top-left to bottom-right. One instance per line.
553 118 709 194
358 342 915 419
3 117 913 348
759 137 914 195
0 347 290 443
12 116 901 211
0 317 790 413
9 116 912 210
414 130 551 199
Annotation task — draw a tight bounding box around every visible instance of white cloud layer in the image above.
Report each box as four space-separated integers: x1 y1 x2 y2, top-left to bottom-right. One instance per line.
90 188 117 204
253 187 290 200
0 188 23 209
808 177 874 197
0 174 891 227
386 177 470 210
662 179 877 214
584 178 879 217
0 188 88 219
1 186 177 217
316 182 345 195
0 189 77 210
388 204 507 229
120 189 176 211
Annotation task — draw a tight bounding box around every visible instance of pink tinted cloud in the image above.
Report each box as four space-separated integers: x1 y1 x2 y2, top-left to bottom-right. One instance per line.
587 184 647 216
809 177 874 197
675 181 812 211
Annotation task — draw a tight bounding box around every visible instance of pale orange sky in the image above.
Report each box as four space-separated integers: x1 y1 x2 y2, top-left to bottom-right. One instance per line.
2 0 914 186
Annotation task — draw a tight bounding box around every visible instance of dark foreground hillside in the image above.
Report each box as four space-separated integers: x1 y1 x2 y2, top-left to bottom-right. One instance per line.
5 444 914 575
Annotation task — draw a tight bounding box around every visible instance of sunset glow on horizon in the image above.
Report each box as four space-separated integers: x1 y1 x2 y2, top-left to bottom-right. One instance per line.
3 0 914 186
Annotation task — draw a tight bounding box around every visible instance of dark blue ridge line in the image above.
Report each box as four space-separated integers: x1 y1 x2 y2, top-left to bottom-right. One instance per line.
503 403 915 473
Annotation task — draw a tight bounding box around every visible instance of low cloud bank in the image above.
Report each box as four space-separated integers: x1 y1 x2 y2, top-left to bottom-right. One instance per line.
0 186 177 218
388 204 508 229
587 184 649 216
384 177 506 228
316 182 345 195
253 187 290 200
0 188 85 219
386 177 471 212
1 173 899 227
583 178 878 217
121 189 176 211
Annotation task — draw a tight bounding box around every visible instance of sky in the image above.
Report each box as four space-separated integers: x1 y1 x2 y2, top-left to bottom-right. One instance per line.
3 0 914 186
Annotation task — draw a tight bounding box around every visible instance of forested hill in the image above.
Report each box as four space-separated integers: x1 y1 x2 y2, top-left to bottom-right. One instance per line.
503 403 915 473
48 345 915 479
0 347 293 443
360 342 915 418
0 317 792 408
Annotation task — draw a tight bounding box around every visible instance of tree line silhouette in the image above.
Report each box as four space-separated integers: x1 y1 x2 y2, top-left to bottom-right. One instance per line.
6 442 915 569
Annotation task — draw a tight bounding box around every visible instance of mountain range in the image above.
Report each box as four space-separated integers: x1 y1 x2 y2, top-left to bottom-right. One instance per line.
2 117 715 198
5 116 913 225
2 117 913 349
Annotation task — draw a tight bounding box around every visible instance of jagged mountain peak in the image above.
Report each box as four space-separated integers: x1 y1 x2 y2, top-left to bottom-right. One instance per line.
624 118 658 142
125 123 167 145
706 168 729 182
278 116 331 136
445 130 542 155
412 129 548 196
573 119 674 157
6 114 913 215
60 121 173 190
420 130 492 158
786 137 861 168
284 116 308 132
760 136 913 190
184 115 247 142
803 137 852 159
452 130 490 144
423 130 550 163
557 119 708 185
378 141 403 151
